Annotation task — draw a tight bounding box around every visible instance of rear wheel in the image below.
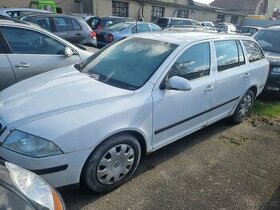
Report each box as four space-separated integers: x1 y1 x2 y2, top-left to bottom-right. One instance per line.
83 134 141 193
231 89 254 124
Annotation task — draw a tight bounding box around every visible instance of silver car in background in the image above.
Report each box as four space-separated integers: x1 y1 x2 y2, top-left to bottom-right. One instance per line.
0 8 51 18
0 18 94 91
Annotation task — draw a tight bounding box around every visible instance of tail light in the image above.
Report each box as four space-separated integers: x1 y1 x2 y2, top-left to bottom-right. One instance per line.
106 33 114 43
90 31 96 39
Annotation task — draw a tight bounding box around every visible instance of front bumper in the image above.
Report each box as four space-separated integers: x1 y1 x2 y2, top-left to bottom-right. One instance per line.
0 146 93 188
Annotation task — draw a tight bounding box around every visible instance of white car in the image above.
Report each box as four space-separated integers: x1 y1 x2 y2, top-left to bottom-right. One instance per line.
0 32 269 192
0 8 51 18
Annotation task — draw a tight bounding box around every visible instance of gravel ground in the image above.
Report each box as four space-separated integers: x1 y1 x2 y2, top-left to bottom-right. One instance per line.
61 117 280 210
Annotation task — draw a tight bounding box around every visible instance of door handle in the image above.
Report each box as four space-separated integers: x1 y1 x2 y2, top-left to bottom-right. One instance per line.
15 62 30 69
75 33 82 36
243 72 250 79
205 84 214 92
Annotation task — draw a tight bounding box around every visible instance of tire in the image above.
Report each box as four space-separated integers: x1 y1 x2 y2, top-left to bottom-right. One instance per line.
83 134 141 193
231 89 254 124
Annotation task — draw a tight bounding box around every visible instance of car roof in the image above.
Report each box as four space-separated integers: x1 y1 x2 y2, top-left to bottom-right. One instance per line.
131 31 253 45
0 8 51 13
262 25 280 30
158 17 195 21
0 18 35 27
21 13 83 20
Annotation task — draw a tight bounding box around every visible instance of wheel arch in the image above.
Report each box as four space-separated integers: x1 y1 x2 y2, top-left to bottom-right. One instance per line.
80 129 148 183
249 85 258 99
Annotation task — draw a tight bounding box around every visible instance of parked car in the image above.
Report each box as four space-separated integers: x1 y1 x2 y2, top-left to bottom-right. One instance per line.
20 14 97 46
0 7 51 18
215 22 237 33
154 17 201 29
238 26 262 36
0 160 65 210
96 21 162 48
0 32 269 193
254 26 280 93
200 21 215 28
86 16 135 30
0 18 93 91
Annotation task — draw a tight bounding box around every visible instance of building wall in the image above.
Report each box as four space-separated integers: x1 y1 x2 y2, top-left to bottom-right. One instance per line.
92 0 243 23
0 0 81 13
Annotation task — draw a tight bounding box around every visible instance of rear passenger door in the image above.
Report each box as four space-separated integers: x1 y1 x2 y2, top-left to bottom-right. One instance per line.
53 17 86 44
242 40 267 91
0 34 16 91
209 40 249 123
1 26 81 82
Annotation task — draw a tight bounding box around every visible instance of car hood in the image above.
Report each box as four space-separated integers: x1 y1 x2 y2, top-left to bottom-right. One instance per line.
265 51 280 66
0 65 134 125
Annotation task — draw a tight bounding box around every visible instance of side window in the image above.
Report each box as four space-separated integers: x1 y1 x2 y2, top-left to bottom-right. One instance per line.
131 25 137 34
138 24 150 32
6 11 20 18
214 40 239 71
242 40 265 63
1 27 66 55
236 40 245 65
29 17 51 31
150 24 161 31
72 20 82 31
54 17 73 32
169 42 210 80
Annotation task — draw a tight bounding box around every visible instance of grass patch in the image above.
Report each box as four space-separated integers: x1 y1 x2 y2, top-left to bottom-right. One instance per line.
251 101 280 117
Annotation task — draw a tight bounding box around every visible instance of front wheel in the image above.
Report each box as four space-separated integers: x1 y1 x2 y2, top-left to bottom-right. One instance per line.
231 89 254 124
83 134 141 193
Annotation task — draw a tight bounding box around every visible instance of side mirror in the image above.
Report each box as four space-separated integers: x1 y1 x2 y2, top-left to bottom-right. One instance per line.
161 76 191 91
65 47 73 57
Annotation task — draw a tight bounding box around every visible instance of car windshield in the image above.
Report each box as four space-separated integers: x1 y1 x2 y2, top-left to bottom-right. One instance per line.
254 30 280 53
108 22 131 31
80 37 177 90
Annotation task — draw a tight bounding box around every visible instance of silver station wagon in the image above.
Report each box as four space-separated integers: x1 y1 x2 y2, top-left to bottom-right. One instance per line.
0 32 269 192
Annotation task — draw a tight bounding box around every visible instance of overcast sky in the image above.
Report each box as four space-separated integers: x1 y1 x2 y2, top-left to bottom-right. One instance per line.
195 0 214 4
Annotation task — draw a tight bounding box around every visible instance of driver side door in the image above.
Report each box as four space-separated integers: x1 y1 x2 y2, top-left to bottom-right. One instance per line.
0 26 81 82
152 42 215 149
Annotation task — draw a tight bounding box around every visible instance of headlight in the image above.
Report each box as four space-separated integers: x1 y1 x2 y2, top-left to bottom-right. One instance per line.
271 66 280 74
3 130 63 158
6 162 64 210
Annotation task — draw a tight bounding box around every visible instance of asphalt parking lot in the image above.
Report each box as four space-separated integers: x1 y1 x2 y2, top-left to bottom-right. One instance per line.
61 114 280 210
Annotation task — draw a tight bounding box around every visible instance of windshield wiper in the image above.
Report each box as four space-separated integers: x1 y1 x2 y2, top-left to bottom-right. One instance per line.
74 64 82 72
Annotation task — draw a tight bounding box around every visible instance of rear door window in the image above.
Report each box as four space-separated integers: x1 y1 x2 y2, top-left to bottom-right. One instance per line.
150 24 162 31
138 24 150 32
29 17 52 31
54 17 74 32
242 40 265 62
215 40 239 71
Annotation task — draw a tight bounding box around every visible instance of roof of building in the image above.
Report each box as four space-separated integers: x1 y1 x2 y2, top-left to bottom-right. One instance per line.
132 31 252 45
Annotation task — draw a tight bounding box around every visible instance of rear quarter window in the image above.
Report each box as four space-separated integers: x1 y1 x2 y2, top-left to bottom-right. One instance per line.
242 40 265 63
